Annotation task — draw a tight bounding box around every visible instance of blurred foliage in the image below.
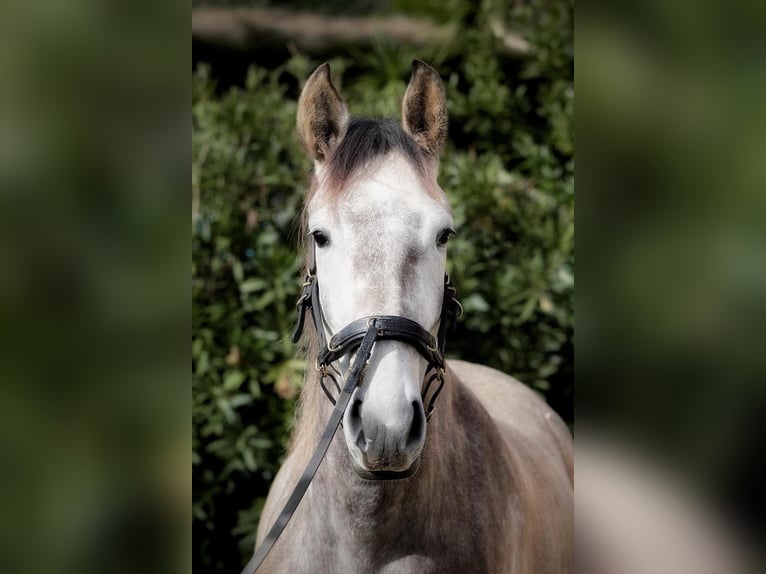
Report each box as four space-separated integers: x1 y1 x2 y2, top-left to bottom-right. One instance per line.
193 0 572 571
192 0 394 14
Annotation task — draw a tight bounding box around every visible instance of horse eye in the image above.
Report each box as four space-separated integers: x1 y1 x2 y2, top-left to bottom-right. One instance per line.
311 230 330 248
437 228 456 247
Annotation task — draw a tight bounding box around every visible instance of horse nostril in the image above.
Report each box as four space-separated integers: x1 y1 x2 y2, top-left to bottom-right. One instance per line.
347 399 366 450
349 398 362 421
406 400 426 449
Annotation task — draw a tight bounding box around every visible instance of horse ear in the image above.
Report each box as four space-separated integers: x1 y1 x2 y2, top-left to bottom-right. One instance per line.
297 63 349 163
402 60 448 157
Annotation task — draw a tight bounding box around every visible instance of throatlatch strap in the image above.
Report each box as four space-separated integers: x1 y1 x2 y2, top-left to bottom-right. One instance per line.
241 322 379 574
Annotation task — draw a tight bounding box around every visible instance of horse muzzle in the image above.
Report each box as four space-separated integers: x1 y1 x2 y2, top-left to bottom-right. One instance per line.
343 388 426 480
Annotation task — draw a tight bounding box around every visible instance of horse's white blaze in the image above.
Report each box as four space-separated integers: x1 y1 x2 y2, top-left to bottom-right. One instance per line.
308 153 452 470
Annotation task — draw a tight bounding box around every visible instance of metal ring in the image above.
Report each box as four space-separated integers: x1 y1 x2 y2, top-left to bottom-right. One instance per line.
315 359 329 377
326 338 342 353
300 273 315 287
453 298 464 317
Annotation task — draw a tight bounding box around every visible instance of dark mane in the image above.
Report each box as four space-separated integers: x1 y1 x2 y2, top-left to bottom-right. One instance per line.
323 118 428 192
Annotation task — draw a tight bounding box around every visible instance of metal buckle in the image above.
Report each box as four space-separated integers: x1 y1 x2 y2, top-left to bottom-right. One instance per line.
426 333 439 354
295 292 309 310
295 275 314 309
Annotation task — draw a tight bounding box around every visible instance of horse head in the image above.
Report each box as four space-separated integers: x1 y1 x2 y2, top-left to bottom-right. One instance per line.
296 61 454 479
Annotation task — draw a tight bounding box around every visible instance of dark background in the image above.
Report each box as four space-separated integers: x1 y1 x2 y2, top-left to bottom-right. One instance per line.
1 0 763 572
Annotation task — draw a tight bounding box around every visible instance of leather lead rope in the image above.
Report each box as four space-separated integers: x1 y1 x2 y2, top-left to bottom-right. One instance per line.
241 323 380 574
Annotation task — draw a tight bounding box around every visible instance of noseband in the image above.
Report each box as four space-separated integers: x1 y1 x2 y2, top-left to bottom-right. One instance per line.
242 241 461 574
292 253 462 417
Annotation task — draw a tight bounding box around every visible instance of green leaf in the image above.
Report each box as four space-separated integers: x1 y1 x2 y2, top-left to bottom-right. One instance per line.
239 278 268 293
222 371 246 392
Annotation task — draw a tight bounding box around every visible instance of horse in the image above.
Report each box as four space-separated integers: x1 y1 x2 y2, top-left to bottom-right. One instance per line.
252 61 573 574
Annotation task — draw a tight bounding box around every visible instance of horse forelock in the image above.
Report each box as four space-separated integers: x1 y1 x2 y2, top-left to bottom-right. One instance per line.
305 117 444 207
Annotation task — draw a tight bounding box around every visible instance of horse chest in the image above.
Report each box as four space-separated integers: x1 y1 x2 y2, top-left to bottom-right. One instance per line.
298 501 491 574
282 534 481 574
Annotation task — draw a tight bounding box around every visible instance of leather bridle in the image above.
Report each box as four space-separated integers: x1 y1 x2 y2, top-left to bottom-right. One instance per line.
240 239 462 574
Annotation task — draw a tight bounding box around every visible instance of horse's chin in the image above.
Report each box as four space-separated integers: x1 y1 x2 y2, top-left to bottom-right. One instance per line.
350 457 420 481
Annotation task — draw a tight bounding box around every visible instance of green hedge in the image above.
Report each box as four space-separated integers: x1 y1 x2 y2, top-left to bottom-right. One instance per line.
193 1 572 570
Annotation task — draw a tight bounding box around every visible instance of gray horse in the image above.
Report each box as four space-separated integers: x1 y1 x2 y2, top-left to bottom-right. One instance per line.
254 61 573 574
